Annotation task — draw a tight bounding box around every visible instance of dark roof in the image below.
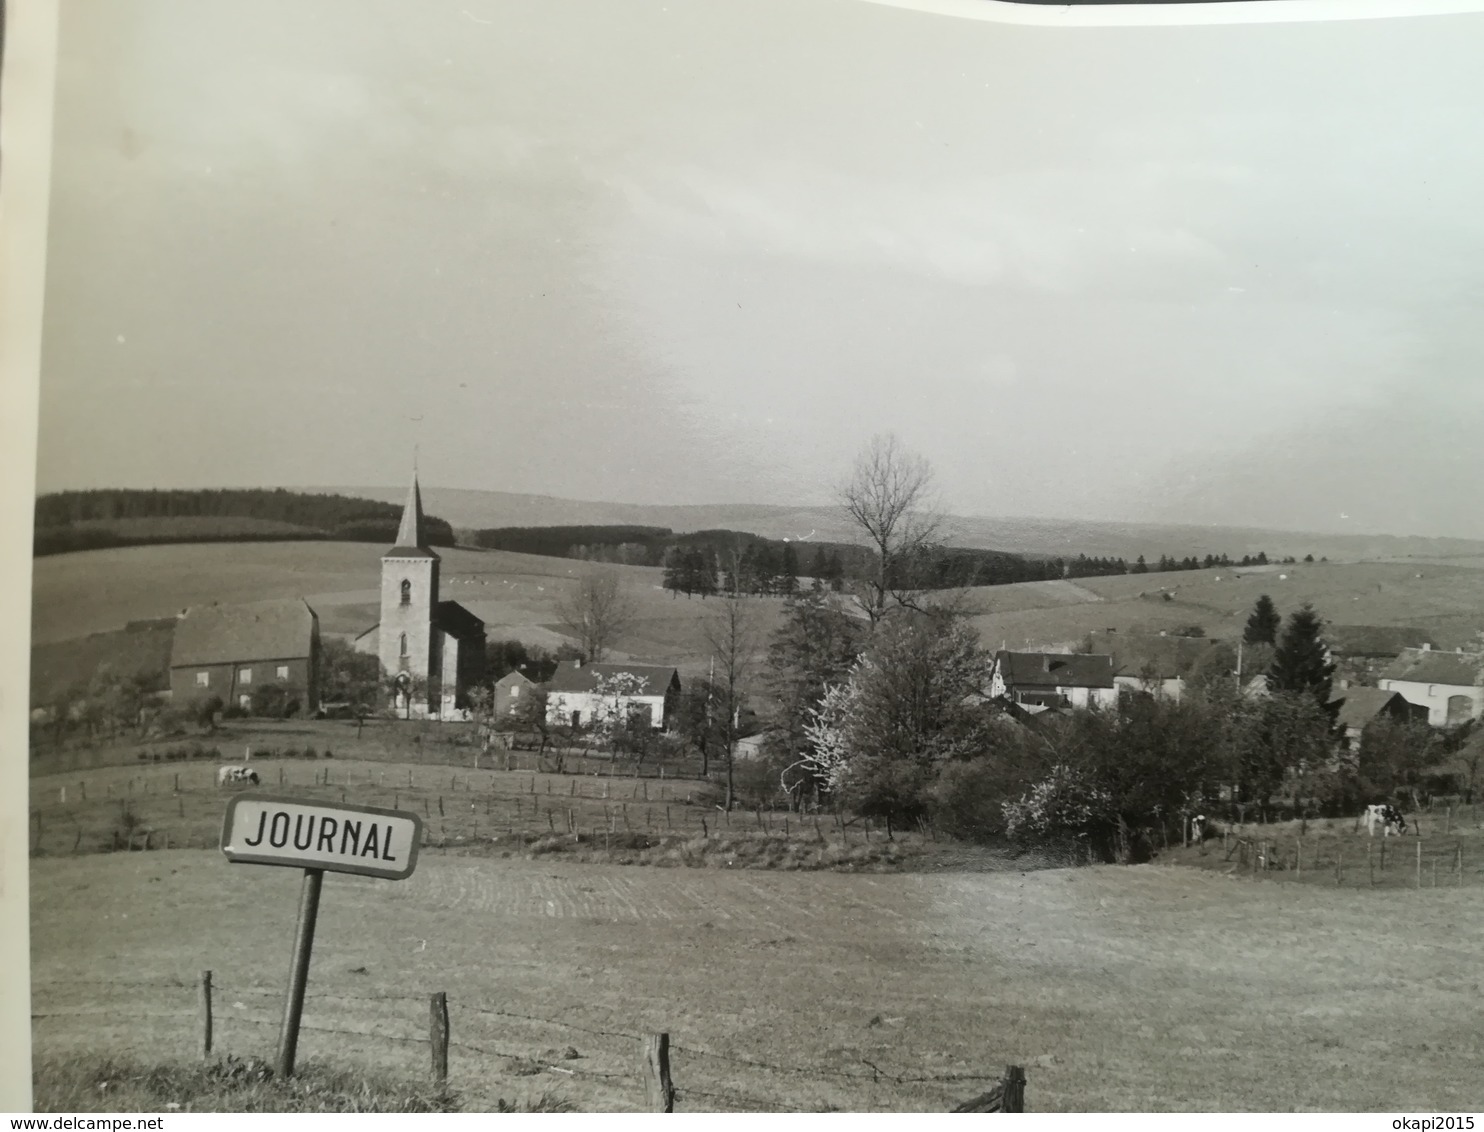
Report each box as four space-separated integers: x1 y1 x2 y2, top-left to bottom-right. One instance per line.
545 661 680 696
1326 625 1435 658
1329 687 1411 731
434 600 485 641
1379 648 1484 688
1088 631 1220 680
384 473 440 559
171 600 317 668
994 651 1114 690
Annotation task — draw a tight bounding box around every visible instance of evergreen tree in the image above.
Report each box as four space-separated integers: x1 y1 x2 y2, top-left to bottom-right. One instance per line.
697 547 720 597
662 547 686 596
1267 602 1336 713
1244 594 1282 646
753 543 781 596
827 551 846 592
1131 555 1148 574
810 545 830 585
779 543 800 596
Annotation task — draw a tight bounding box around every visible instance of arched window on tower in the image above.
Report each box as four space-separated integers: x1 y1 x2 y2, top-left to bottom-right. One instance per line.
400 633 408 657
400 579 411 606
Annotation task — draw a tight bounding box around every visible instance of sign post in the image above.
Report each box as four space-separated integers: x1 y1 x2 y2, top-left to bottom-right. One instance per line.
221 794 422 1077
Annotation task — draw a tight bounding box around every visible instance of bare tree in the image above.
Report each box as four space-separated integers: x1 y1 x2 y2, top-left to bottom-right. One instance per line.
555 571 637 662
704 595 760 812
837 433 945 627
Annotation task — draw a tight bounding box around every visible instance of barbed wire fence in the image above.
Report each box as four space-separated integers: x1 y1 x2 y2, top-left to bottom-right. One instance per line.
30 974 1025 1112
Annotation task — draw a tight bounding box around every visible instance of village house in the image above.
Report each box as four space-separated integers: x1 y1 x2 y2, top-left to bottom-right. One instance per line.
544 660 681 730
1087 630 1224 702
169 598 320 715
492 669 538 717
353 472 486 719
1327 686 1428 749
987 650 1118 711
1326 625 1436 686
1377 645 1484 727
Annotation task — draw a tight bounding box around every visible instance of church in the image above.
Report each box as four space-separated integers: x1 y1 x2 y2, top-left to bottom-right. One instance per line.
353 473 486 719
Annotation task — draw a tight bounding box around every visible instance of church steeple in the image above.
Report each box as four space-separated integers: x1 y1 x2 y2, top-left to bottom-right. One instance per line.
393 470 426 551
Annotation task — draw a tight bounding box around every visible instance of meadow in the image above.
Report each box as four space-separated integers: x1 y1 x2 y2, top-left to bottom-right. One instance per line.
25 751 954 871
33 543 1484 677
28 541 789 673
30 844 1484 1112
961 559 1484 652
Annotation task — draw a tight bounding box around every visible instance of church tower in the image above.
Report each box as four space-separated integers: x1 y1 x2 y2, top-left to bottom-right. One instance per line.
379 471 441 712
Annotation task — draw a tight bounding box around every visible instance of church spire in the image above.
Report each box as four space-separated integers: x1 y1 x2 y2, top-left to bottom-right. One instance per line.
394 469 426 550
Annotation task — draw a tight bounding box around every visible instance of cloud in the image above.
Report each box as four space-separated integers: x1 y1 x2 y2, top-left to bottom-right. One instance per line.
610 159 1234 297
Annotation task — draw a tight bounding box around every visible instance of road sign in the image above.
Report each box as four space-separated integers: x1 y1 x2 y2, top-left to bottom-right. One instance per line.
221 793 421 880
220 793 423 1078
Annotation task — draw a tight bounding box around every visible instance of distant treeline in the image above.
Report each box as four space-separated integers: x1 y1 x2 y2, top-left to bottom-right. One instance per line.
473 523 1301 593
33 489 456 557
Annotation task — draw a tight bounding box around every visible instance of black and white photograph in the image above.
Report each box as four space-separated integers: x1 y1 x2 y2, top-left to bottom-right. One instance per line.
8 0 1484 1115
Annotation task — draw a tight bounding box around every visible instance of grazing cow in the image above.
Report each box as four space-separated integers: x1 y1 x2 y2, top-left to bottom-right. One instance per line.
1363 803 1406 837
217 765 259 788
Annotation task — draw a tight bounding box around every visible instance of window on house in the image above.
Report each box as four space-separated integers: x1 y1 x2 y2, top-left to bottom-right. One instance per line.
400 633 409 657
239 667 253 684
1429 685 1437 696
195 671 209 687
510 685 520 698
238 694 251 709
276 665 290 680
401 579 411 606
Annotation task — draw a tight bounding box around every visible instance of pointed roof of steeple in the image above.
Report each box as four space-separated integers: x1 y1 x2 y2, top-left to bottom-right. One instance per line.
385 469 439 559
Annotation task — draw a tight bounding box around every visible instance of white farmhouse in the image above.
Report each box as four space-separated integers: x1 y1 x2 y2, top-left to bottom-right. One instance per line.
987 651 1119 711
544 661 681 730
1377 645 1484 727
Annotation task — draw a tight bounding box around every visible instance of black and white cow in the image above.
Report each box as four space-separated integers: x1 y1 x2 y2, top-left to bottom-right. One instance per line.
1362 803 1406 838
217 765 260 788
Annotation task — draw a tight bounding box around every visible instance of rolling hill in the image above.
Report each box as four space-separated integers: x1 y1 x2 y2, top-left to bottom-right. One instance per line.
326 485 1484 564
31 540 1484 713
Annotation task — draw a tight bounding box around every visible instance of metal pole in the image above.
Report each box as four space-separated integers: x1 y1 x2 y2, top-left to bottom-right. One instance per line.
276 868 324 1078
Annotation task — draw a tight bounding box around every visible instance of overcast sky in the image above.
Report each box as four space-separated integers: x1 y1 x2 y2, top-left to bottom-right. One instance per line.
35 0 1484 537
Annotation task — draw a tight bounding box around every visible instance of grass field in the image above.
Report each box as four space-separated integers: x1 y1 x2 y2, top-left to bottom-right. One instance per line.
29 847 1484 1112
26 745 1008 875
28 541 789 672
33 542 1484 674
962 559 1484 652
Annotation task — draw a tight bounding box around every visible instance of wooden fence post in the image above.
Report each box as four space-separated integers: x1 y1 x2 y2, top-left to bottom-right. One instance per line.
1002 1065 1027 1112
641 1032 675 1112
1369 843 1375 887
198 970 213 1060
1416 839 1422 889
430 992 449 1085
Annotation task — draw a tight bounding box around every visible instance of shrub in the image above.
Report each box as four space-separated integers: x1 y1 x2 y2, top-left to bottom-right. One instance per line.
1003 764 1113 846
928 758 1014 842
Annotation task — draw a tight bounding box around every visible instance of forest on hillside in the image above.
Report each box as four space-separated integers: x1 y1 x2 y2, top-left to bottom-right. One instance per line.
33 489 457 556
